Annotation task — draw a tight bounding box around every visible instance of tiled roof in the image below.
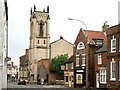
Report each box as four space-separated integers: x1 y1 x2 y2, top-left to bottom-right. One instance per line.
83 30 107 45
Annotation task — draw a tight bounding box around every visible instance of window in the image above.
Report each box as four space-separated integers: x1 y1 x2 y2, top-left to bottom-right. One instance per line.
110 58 116 81
100 68 106 83
93 39 103 46
66 76 68 82
77 42 85 50
98 53 102 64
119 61 120 81
40 20 43 37
119 37 120 51
76 55 80 67
111 35 116 52
82 54 86 66
71 63 74 69
38 40 39 44
44 40 45 44
66 64 68 70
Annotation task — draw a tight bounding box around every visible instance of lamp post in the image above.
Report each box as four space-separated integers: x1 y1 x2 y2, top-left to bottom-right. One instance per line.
68 18 87 30
68 18 88 88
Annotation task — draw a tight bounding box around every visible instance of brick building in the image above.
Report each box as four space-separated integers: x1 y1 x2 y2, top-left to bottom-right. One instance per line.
37 59 49 84
94 44 107 88
19 49 29 81
64 56 74 87
74 28 107 88
106 24 120 90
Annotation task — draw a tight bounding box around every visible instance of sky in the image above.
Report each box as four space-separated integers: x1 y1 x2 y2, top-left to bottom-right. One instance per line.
7 0 119 66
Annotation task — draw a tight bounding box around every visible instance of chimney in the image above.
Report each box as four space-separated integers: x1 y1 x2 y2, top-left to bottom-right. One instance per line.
102 21 109 34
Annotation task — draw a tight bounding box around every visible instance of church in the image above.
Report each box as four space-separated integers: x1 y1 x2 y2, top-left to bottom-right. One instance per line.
18 5 74 84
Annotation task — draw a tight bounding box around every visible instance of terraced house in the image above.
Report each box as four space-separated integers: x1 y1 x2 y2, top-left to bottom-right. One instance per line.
74 24 107 88
106 24 120 90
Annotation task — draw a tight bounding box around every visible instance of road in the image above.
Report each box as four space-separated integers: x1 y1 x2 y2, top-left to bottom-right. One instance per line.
7 81 66 88
4 82 110 90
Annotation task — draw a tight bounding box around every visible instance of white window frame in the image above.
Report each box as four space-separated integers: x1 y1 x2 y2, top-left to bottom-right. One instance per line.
76 55 80 67
119 61 120 81
71 63 74 69
81 54 86 66
111 35 116 53
77 42 85 50
110 58 116 81
119 37 120 51
99 67 106 84
98 53 102 64
66 64 68 70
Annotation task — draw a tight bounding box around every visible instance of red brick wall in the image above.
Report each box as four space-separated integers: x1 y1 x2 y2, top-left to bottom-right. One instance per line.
106 24 120 89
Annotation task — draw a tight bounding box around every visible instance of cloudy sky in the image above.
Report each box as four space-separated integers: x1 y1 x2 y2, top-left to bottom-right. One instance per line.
8 0 119 65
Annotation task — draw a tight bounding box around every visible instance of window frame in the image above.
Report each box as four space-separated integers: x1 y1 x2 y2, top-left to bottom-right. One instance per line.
81 54 86 66
76 55 80 67
98 53 102 64
77 42 85 50
110 58 116 81
99 68 106 84
111 35 116 53
119 61 120 81
119 37 120 51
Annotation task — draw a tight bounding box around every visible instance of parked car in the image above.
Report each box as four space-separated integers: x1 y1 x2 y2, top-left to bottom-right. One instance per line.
17 79 26 85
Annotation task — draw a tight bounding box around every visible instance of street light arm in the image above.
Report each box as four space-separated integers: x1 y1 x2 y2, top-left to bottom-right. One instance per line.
68 18 87 30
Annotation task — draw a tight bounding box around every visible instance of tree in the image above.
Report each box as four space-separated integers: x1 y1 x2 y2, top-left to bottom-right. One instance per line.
50 54 68 76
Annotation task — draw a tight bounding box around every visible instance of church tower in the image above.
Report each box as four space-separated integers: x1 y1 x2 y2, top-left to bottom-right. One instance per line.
29 5 50 83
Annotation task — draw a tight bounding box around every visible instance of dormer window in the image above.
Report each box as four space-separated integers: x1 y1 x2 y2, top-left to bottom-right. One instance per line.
77 42 85 50
111 35 116 53
93 39 103 46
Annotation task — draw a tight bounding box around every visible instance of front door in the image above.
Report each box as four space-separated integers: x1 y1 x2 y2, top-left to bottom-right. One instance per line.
96 73 99 88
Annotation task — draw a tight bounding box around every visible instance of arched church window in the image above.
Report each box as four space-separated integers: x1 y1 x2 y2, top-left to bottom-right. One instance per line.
40 20 43 37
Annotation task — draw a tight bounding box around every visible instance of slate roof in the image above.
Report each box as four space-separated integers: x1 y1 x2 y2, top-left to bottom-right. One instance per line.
96 44 107 53
64 55 74 64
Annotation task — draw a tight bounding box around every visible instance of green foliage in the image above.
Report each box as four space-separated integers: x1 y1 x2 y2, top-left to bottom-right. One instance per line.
50 54 68 76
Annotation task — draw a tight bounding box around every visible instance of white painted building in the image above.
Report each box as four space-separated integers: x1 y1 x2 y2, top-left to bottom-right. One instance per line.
0 0 9 89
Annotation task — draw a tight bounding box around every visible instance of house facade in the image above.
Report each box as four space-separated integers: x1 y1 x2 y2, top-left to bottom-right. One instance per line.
49 37 74 84
7 61 18 82
74 28 107 88
19 49 29 81
64 56 74 87
94 44 107 88
0 0 8 89
106 24 120 90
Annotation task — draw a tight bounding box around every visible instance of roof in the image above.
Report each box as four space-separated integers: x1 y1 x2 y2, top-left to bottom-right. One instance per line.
96 44 107 53
64 55 74 64
83 30 107 45
50 36 73 45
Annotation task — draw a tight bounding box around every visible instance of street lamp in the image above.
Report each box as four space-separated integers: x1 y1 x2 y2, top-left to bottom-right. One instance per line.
68 18 87 30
